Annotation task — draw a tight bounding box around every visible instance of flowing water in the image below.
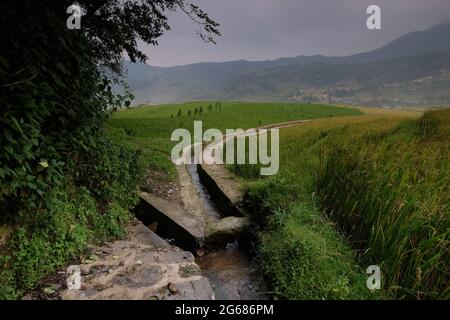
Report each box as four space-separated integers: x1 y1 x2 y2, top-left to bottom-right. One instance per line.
186 163 221 221
196 241 266 300
186 163 266 300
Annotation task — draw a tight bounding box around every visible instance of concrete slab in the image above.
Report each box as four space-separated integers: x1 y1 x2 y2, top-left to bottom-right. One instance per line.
126 219 171 249
138 192 205 250
206 216 252 245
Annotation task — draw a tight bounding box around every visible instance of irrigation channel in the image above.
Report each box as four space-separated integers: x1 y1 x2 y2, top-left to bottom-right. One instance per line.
135 120 308 300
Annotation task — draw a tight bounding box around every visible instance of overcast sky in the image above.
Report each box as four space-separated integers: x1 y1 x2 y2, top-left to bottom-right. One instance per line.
139 0 450 67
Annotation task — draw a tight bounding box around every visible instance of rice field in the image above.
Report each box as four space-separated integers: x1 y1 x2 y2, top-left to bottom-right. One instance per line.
232 108 449 299
316 109 450 298
107 101 362 176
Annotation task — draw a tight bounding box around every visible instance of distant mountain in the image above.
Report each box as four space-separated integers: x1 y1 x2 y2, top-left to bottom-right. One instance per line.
345 23 450 63
125 23 450 107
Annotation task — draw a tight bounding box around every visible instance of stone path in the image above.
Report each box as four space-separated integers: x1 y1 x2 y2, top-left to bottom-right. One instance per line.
61 220 215 300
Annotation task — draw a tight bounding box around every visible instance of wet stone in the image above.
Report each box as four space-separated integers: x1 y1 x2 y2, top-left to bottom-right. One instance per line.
112 266 163 288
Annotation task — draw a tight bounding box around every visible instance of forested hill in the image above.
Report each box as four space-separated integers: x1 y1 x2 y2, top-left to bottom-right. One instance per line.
126 23 450 107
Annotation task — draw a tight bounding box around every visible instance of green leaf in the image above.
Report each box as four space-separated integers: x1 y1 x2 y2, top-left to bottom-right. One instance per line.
39 161 49 168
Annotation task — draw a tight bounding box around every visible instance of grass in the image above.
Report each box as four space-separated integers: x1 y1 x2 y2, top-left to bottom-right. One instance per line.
316 109 450 299
107 101 362 178
231 108 449 299
232 115 402 299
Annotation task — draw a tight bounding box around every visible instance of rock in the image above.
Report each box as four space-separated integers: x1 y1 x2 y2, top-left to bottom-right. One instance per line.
168 282 178 294
164 277 215 300
206 216 251 245
137 192 205 251
126 220 170 248
60 222 214 300
66 265 81 290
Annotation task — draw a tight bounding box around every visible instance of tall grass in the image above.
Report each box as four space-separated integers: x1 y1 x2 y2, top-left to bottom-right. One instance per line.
316 109 449 298
247 180 372 299
232 116 394 299
232 109 448 299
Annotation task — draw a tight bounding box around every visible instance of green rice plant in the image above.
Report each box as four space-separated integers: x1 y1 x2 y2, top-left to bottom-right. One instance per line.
316 109 450 299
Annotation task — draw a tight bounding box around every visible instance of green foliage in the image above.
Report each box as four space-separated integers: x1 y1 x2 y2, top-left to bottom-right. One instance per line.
0 256 18 300
227 114 380 299
0 2 146 299
230 112 431 299
0 137 139 298
0 186 132 299
69 137 142 209
242 170 372 299
0 2 131 222
1 0 219 300
259 203 371 299
417 108 450 139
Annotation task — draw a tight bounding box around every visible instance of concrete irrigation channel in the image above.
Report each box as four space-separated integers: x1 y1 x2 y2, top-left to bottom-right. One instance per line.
135 150 261 299
134 120 309 300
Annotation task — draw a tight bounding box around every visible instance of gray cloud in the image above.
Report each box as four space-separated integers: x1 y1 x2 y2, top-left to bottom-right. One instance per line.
139 0 450 66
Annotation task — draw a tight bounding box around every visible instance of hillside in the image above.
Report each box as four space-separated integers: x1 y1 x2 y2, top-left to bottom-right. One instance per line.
125 23 450 107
